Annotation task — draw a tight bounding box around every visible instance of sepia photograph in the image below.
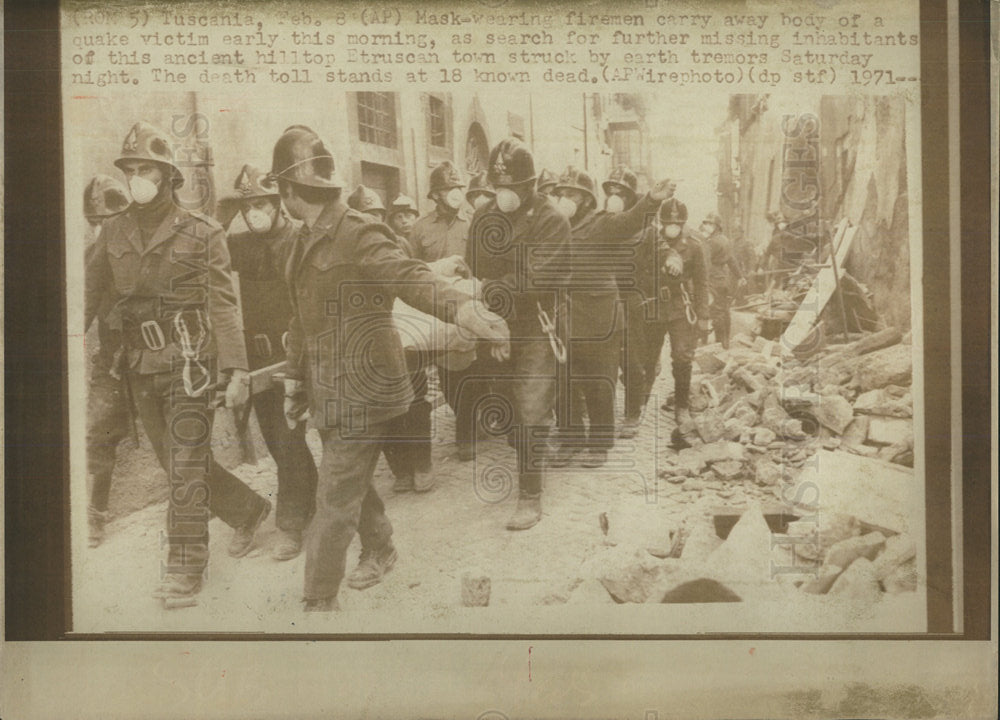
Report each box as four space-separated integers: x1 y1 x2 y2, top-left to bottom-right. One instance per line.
67 85 926 634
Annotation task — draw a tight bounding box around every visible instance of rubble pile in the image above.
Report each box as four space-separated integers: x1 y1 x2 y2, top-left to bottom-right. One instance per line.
659 324 914 495
571 324 918 607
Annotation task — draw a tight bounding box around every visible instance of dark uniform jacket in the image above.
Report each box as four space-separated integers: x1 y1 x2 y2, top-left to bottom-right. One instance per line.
227 218 300 370
410 207 471 263
703 229 744 288
285 201 473 431
466 193 572 339
568 196 658 338
659 231 710 324
85 205 248 374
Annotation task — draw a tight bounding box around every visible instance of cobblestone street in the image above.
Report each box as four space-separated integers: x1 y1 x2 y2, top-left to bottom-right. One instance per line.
74 352 922 634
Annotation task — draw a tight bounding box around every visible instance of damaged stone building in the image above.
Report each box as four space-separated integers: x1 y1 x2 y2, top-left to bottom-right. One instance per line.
716 93 912 331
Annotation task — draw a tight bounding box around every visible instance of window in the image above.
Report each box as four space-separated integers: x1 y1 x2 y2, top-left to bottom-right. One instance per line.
357 92 397 148
429 96 447 148
609 122 640 169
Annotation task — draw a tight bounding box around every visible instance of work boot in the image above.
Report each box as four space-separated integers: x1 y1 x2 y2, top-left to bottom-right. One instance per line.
548 443 578 468
87 505 109 548
581 448 607 468
456 443 475 462
413 468 435 493
505 492 542 531
618 416 642 439
228 499 271 558
152 572 203 599
660 393 675 413
272 528 303 561
304 596 340 613
346 541 398 590
392 472 415 493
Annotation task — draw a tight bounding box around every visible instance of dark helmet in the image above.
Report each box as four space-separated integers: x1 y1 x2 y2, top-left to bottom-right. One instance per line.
83 174 130 220
487 137 536 187
536 168 558 194
270 125 341 189
602 165 639 198
658 198 689 225
466 171 496 203
427 161 465 198
347 184 386 215
554 167 597 207
221 164 279 203
387 194 419 220
701 211 723 231
114 121 183 186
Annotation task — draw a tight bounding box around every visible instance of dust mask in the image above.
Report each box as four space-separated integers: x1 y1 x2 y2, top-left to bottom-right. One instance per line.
777 221 788 231
244 208 274 234
444 187 464 210
495 188 522 214
605 195 625 214
663 224 682 240
129 176 159 205
555 196 578 220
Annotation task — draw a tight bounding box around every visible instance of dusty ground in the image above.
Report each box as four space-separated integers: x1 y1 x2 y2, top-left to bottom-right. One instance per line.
73 353 923 635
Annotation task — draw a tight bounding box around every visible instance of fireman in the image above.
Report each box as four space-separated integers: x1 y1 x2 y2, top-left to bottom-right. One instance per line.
699 211 746 349
273 125 509 610
410 160 469 263
220 164 319 561
83 174 132 548
548 166 669 467
656 198 710 440
85 121 272 604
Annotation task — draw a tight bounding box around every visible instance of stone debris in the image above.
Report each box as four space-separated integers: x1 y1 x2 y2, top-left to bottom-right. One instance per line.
824 531 886 569
827 557 882 604
577 322 915 607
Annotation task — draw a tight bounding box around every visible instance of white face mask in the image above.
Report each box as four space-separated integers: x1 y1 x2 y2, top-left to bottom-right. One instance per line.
472 194 492 210
495 188 522 214
605 195 625 214
555 196 578 220
244 207 274 234
663 224 682 240
444 187 464 210
128 176 159 205
777 221 788 231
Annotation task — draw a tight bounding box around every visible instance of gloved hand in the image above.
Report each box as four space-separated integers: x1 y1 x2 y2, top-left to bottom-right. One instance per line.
427 254 471 279
455 300 511 361
648 178 678 202
697 318 711 333
225 369 250 408
737 277 748 291
663 248 683 277
283 378 310 429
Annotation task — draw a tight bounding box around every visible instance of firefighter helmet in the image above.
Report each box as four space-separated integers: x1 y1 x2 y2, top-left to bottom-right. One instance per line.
554 167 598 207
83 174 130 220
347 184 386 215
602 165 639 198
658 198 689 225
270 125 341 189
427 161 465 198
222 164 279 203
701 211 723 231
536 168 558 194
387 194 419 220
465 171 496 204
113 121 183 186
487 137 536 187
